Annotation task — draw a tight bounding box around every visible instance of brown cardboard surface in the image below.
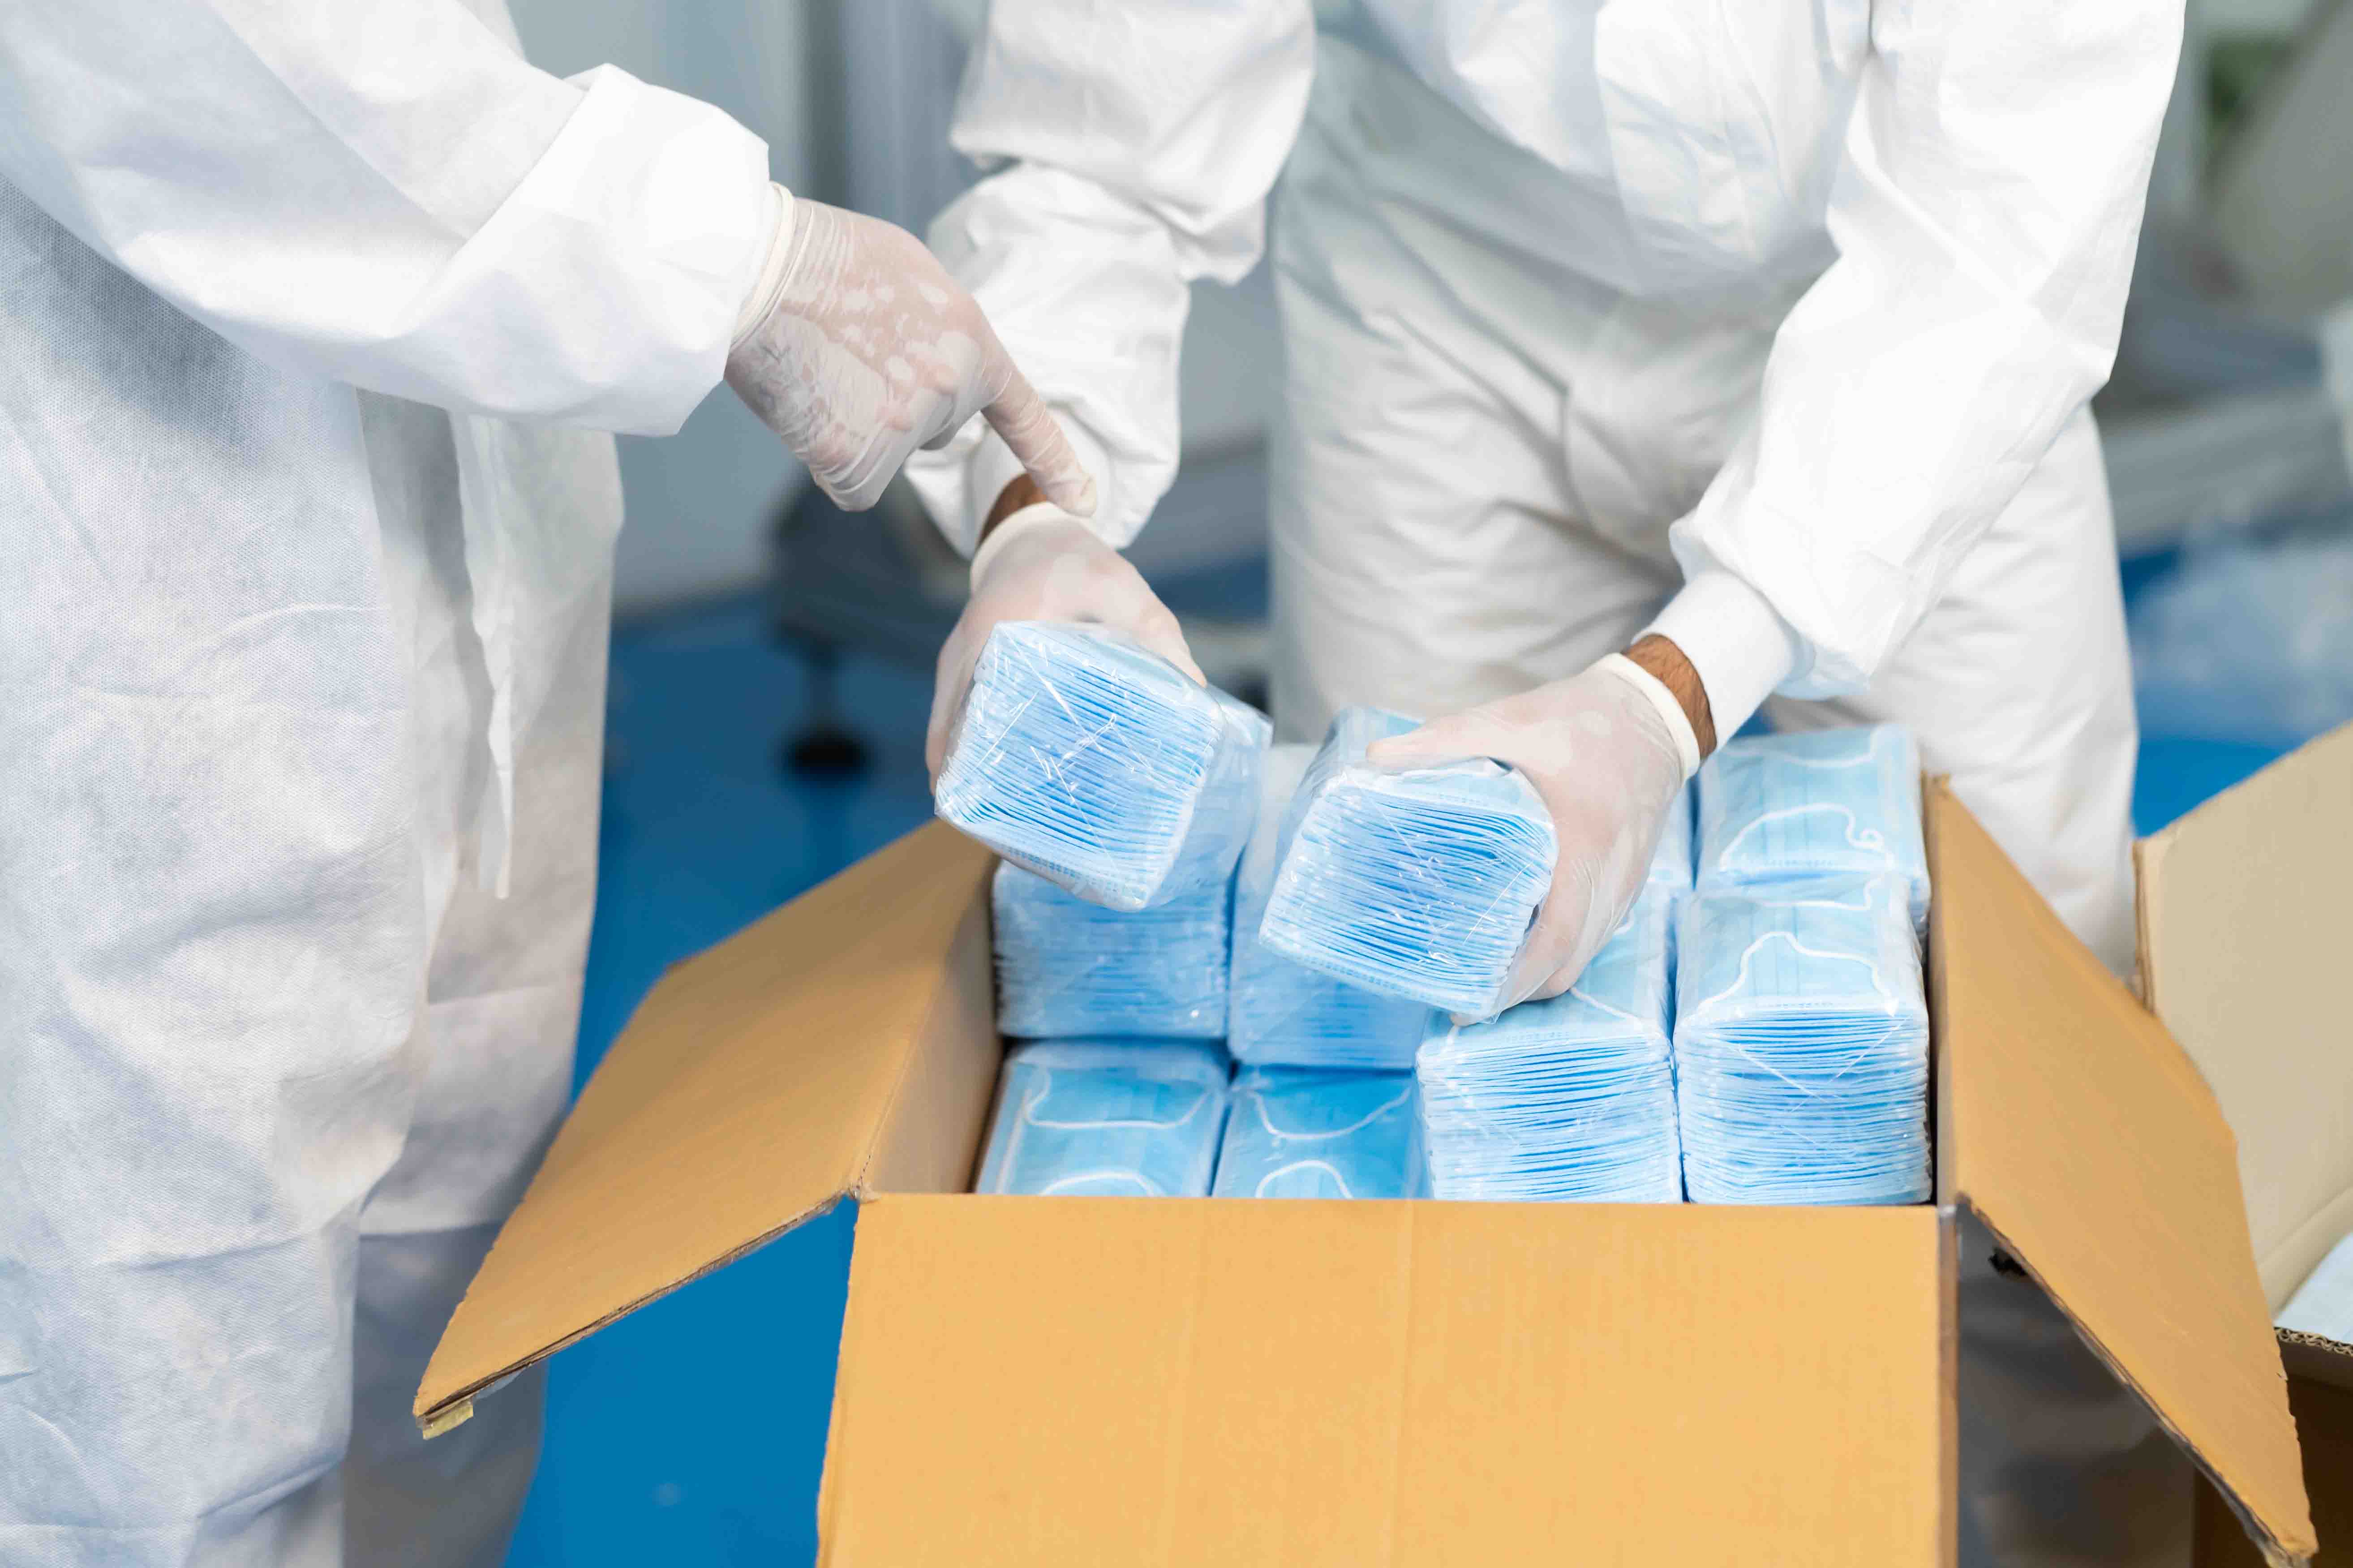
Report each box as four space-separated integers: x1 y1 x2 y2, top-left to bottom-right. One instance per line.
819 1196 1952 1568
2197 1377 2353 1568
1927 781 2314 1562
413 822 996 1430
861 888 1000 1198
2136 722 2353 1316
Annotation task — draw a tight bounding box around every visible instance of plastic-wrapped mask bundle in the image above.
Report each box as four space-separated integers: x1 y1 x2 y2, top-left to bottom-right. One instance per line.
1674 876 1931 1206
1211 1068 1427 1199
1649 780 1695 891
992 863 1228 1040
1259 708 1558 1019
1228 744 1435 1069
1416 887 1682 1202
935 622 1271 911
975 1040 1232 1197
1695 726 1928 929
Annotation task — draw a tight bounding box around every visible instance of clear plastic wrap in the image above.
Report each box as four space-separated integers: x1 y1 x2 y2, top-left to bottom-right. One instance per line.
973 1040 1232 1198
1210 1067 1427 1199
1415 886 1683 1202
992 862 1229 1040
1673 876 1930 1206
1258 708 1558 1019
1228 744 1436 1069
934 621 1271 911
1695 725 1928 930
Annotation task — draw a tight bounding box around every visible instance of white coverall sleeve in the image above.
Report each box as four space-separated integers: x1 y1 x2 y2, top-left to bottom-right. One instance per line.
0 0 770 434
1657 0 2183 711
902 2 1318 555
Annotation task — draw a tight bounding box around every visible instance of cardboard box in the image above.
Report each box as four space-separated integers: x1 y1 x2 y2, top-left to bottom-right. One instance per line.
2134 724 2353 1566
416 756 2338 1565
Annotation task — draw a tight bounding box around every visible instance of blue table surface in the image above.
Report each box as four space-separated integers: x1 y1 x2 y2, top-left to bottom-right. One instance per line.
507 590 2294 1566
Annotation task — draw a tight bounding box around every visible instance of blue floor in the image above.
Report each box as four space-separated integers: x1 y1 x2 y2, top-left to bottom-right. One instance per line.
505 589 2294 1566
507 601 932 1566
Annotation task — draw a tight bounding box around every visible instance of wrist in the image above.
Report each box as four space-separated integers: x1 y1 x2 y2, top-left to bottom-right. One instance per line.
1622 635 1715 760
730 183 796 349
1596 650 1704 781
1642 571 1799 747
969 499 1086 583
981 476 1046 547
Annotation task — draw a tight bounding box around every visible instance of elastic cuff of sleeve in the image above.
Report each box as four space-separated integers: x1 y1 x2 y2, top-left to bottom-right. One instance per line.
1644 571 1801 746
731 184 795 348
964 421 1116 557
1593 653 1702 782
968 501 1081 582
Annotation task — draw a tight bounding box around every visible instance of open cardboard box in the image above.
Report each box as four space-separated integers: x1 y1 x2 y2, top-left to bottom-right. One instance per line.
415 730 2353 1566
2133 725 2353 1566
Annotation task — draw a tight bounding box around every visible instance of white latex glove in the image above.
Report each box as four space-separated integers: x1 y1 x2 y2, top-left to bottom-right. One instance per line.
1367 654 1700 1013
926 504 1202 779
726 189 1097 515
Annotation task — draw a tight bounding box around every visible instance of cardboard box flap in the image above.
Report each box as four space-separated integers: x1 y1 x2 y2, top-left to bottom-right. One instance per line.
822 1196 1954 1567
2135 722 2353 1330
1928 782 2314 1564
414 822 996 1433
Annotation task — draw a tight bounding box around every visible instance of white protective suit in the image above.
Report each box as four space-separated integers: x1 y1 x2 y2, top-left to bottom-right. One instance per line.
908 1 2190 1562
909 0 2176 980
0 2 770 1564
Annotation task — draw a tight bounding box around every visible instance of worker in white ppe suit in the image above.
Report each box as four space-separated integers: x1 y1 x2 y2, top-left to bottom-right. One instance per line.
911 1 2190 1562
0 3 1091 1564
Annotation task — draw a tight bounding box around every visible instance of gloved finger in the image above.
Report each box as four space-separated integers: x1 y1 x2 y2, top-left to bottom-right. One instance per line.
981 361 1098 519
1117 601 1207 688
1364 715 1503 774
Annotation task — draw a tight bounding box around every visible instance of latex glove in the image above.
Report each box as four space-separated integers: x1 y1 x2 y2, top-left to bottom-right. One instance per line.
726 190 1096 515
1367 654 1700 1013
926 504 1202 779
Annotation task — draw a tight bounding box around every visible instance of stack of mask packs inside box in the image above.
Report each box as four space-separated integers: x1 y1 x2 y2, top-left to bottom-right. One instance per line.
1414 806 1691 1202
946 629 1929 1208
1675 726 1932 1205
954 627 1422 1199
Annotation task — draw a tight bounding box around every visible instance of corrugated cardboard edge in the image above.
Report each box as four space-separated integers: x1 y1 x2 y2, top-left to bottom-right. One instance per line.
412 823 998 1436
2281 1330 2353 1392
1927 780 2315 1567
420 1190 860 1438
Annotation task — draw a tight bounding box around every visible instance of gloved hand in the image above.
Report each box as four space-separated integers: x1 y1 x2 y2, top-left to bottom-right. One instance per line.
1366 654 1700 1013
927 503 1202 779
726 190 1096 516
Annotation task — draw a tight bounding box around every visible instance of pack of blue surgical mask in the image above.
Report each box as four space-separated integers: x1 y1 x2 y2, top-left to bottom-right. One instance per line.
1673 875 1930 1206
1695 725 1928 931
974 1040 1232 1197
1258 707 1558 1020
1650 779 1695 891
992 862 1229 1040
934 621 1271 911
1211 1068 1428 1199
1228 744 1436 1070
1416 885 1683 1202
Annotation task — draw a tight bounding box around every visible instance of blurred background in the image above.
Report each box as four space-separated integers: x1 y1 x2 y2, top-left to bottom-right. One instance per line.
496 0 2353 1560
